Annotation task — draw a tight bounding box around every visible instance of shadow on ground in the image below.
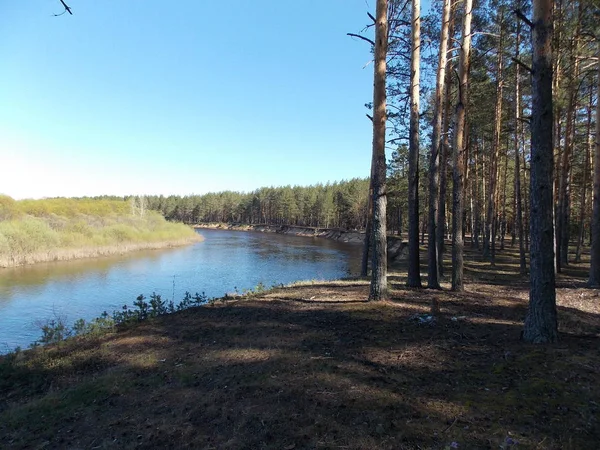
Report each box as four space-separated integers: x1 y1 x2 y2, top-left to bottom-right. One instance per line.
1 273 599 449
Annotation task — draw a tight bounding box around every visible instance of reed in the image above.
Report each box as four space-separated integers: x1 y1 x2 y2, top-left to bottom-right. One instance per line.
0 196 200 267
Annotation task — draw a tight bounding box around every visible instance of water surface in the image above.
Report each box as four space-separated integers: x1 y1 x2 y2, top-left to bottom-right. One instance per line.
0 229 361 351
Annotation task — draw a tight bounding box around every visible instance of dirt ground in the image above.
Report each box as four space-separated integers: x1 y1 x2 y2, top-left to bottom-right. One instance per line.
1 245 599 449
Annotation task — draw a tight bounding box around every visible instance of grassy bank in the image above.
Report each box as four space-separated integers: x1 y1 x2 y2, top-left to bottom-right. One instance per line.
1 249 598 448
0 196 200 267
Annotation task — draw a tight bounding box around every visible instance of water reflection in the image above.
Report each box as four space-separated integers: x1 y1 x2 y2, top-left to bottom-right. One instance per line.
0 229 361 351
0 249 167 302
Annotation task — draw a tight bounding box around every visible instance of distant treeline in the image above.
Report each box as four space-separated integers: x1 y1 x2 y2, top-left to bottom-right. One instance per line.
118 179 372 230
0 196 198 267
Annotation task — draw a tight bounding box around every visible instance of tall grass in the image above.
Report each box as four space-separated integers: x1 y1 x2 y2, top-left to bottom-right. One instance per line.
0 196 200 267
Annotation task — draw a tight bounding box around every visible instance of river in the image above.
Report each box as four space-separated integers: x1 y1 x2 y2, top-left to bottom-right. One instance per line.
0 229 362 352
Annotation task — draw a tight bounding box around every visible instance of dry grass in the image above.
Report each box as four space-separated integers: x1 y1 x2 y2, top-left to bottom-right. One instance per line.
1 245 599 449
0 209 200 268
0 237 201 268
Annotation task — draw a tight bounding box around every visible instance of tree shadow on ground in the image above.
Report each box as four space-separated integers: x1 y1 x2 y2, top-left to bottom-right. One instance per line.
1 279 599 449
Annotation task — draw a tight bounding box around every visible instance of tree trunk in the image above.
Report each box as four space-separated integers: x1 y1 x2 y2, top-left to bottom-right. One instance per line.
514 15 527 274
369 0 389 301
451 0 473 292
473 137 481 250
500 142 508 251
407 0 422 288
437 15 455 279
483 14 505 265
576 85 593 263
589 42 600 288
557 54 579 270
559 3 583 271
523 0 558 343
427 0 451 294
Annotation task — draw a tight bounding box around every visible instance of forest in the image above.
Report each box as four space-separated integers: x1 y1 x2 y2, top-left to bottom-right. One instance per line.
129 0 597 279
1 1 599 448
134 0 599 344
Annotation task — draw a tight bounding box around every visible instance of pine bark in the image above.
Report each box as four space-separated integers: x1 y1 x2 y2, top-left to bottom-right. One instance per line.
483 15 505 265
451 0 473 292
369 0 389 301
589 44 600 288
427 0 451 293
407 0 422 288
437 15 455 279
556 22 580 271
523 0 558 343
514 17 526 274
473 138 481 250
576 86 593 263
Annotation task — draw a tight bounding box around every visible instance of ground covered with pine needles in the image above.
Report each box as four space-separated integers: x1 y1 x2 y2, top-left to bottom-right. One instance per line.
1 247 599 449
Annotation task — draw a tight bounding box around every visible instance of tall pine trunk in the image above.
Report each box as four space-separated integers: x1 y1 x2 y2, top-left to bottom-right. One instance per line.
483 14 505 265
407 0 422 288
369 0 389 301
514 15 526 274
589 43 600 288
438 15 455 279
451 0 473 292
576 86 593 263
473 137 481 250
428 0 451 293
523 0 558 343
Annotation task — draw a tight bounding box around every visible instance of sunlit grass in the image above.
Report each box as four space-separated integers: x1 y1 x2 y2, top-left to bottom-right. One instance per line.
0 197 200 267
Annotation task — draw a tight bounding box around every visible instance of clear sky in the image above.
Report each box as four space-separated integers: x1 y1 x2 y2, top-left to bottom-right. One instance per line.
0 0 429 199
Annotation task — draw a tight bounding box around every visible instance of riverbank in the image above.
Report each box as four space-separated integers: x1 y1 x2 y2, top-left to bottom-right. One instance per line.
1 266 598 449
0 236 201 268
194 223 408 261
0 197 201 268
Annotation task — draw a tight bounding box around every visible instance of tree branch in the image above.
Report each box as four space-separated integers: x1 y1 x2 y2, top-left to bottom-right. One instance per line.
513 9 532 28
366 114 374 122
347 33 375 46
512 56 533 74
367 12 376 23
58 0 73 14
517 116 531 125
389 18 411 26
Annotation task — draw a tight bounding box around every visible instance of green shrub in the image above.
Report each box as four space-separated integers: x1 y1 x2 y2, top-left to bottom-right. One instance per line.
0 198 197 266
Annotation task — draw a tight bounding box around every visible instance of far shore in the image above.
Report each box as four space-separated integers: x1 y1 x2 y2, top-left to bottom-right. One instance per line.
0 235 202 269
194 222 366 243
194 222 408 261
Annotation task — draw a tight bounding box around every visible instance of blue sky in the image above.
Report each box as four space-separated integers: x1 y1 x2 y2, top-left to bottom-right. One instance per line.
0 0 431 199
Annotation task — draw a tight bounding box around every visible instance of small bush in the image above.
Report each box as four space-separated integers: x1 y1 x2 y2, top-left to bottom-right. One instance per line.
32 289 213 349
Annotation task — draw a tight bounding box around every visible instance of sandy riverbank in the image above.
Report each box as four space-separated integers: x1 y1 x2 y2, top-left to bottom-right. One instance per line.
194 223 408 261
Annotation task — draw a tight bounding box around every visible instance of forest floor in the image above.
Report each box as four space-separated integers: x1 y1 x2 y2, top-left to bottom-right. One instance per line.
1 243 599 449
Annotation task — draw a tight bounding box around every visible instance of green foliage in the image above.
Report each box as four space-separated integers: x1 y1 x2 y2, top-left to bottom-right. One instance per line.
0 197 197 267
0 194 21 221
34 317 72 345
32 290 213 348
145 178 371 230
